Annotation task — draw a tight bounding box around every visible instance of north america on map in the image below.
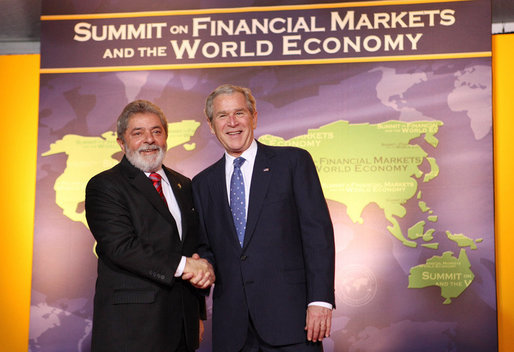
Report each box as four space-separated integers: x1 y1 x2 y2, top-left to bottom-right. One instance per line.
41 120 200 228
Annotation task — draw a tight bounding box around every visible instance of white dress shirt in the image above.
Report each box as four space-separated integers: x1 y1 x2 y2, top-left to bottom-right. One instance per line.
146 169 186 277
224 139 258 213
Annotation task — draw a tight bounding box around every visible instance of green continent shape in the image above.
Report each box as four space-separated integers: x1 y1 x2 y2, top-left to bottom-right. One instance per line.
42 120 200 227
423 157 439 182
427 215 438 222
258 119 443 247
418 201 429 212
446 231 478 250
408 221 425 240
423 228 436 242
408 249 475 304
422 243 439 249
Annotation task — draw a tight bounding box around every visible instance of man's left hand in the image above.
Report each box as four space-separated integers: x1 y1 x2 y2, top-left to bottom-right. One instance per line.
305 305 332 343
182 253 215 289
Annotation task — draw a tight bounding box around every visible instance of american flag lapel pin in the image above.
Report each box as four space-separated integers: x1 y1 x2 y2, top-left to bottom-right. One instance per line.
263 168 270 172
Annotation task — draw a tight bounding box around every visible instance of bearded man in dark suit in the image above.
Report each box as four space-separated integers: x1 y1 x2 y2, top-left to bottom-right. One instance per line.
192 84 335 352
85 100 214 352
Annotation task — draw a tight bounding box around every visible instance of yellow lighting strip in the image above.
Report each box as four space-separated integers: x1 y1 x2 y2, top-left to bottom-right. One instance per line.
40 51 491 74
41 0 472 21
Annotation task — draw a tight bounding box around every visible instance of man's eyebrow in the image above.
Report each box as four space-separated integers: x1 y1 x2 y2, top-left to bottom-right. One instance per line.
129 125 163 131
216 108 245 115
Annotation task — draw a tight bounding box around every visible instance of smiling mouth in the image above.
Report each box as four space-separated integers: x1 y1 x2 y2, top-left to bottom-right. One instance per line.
139 147 160 153
227 131 242 135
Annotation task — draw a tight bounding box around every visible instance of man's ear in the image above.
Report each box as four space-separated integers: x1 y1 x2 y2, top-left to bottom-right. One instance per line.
207 118 215 135
252 111 258 130
117 138 126 152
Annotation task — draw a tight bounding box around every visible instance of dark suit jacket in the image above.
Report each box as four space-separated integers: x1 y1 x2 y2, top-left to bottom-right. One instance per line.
85 156 204 352
192 142 335 352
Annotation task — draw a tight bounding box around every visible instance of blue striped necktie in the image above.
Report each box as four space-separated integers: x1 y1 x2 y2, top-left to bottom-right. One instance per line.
230 157 246 247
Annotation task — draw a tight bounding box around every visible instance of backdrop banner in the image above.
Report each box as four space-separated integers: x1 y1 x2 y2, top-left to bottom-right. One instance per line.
30 1 496 351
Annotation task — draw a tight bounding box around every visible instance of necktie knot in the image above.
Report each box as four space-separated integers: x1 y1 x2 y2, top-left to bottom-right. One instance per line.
149 172 161 184
233 156 245 169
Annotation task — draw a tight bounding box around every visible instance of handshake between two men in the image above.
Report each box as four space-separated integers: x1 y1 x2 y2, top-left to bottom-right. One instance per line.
183 254 215 289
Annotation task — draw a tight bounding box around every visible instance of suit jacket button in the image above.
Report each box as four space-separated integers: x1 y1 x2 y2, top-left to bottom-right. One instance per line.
240 255 247 261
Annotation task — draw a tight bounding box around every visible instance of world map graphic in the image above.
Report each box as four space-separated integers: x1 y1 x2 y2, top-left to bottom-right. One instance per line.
29 61 496 351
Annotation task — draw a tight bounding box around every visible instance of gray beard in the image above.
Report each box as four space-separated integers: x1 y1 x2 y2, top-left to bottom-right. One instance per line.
125 143 166 172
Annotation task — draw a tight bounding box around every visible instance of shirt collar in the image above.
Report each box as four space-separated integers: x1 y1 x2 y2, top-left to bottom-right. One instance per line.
224 139 257 166
145 168 169 186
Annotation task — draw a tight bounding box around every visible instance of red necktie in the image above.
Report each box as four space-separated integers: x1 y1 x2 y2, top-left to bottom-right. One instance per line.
149 172 167 205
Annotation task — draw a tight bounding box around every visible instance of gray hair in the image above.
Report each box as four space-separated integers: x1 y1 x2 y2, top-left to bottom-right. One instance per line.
117 100 168 143
204 84 256 122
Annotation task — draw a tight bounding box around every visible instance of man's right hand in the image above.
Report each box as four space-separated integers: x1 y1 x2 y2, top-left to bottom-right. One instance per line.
182 253 215 289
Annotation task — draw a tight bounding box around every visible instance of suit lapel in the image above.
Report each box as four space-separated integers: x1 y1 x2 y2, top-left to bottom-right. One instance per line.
164 167 188 241
244 143 273 248
210 156 243 249
121 157 178 230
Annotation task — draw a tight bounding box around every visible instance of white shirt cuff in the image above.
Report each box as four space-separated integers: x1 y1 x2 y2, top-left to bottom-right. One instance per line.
308 301 333 310
174 256 186 277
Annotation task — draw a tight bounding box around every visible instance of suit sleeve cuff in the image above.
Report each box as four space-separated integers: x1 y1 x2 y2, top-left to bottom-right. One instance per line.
308 301 333 310
174 256 186 277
